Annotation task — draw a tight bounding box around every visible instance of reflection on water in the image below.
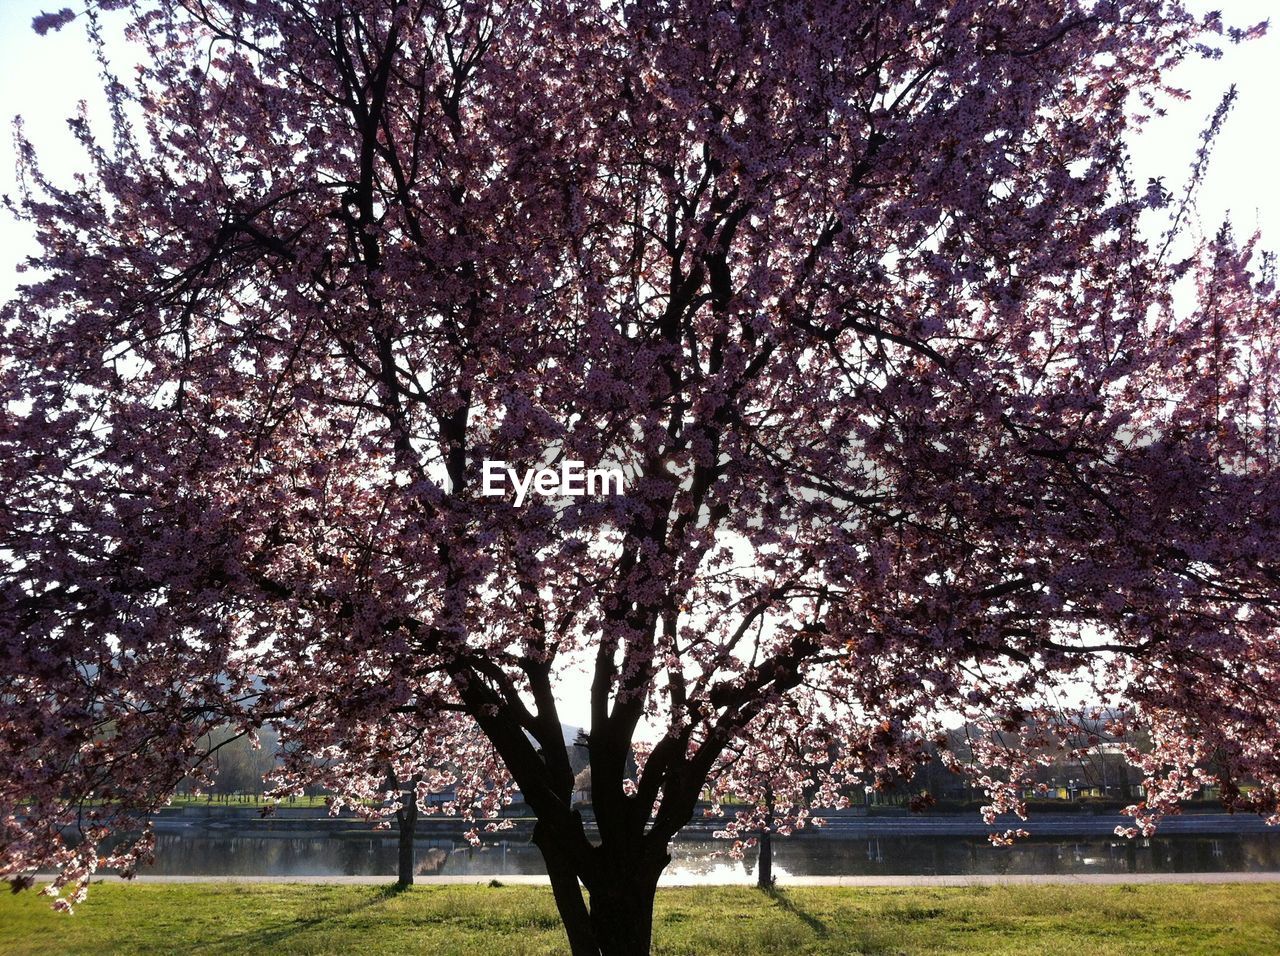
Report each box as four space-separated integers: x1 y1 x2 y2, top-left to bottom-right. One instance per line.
147 835 549 878
135 832 1280 882
685 834 1280 882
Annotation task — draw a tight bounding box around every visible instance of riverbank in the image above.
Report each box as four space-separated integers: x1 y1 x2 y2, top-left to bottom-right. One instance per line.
3 882 1277 954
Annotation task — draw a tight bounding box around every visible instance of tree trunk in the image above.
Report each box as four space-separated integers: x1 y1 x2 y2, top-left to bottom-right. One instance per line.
757 828 773 889
584 874 660 956
757 784 774 889
535 822 597 956
533 825 666 956
395 786 417 888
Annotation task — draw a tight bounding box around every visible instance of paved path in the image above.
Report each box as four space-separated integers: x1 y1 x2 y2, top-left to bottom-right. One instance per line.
53 872 1280 887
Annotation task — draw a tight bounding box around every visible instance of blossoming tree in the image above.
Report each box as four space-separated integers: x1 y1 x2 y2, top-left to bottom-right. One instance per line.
3 1 1278 953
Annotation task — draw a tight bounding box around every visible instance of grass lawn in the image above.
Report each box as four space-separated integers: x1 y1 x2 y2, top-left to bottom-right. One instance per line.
2 881 1278 955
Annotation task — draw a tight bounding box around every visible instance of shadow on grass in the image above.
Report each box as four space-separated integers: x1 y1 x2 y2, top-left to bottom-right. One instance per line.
201 883 407 955
761 886 829 939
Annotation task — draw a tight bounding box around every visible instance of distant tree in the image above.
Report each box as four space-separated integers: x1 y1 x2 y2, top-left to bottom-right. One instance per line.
3 2 1278 954
201 724 279 796
384 767 420 888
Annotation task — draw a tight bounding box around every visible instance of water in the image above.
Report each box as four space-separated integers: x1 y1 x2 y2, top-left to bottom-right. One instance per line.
133 832 1280 883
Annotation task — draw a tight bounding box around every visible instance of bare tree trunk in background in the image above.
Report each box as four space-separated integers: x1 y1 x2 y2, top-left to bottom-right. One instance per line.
757 784 774 890
394 777 419 888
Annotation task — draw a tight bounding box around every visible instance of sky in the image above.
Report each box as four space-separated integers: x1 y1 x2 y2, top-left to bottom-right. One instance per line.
0 0 1277 731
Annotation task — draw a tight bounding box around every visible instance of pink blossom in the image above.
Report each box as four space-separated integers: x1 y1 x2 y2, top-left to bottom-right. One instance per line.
31 8 74 35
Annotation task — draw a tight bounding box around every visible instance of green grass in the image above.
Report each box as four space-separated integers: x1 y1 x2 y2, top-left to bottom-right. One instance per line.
3 882 1279 955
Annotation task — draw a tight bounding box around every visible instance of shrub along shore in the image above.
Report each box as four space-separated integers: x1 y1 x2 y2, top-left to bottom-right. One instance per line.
3 881 1277 954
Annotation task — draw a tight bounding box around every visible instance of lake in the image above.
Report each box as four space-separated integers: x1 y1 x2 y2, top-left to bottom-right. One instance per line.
133 831 1280 883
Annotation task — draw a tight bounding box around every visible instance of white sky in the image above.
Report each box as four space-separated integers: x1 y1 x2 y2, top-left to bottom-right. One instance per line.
0 1 1276 731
